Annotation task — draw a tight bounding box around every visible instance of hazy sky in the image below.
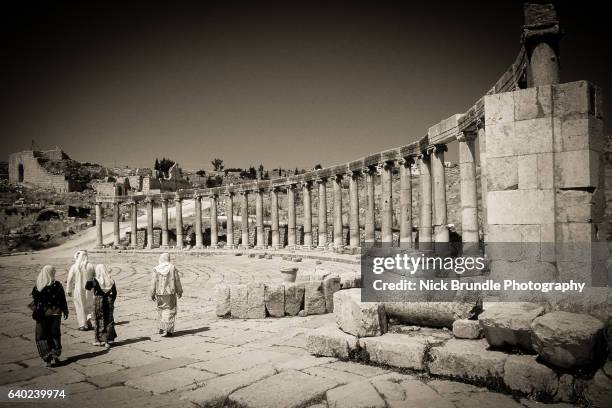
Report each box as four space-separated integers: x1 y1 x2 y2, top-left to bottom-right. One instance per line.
1 1 609 171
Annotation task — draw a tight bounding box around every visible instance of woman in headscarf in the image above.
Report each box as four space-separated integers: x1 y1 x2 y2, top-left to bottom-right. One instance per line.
151 253 183 337
85 264 117 347
31 265 68 367
66 250 95 330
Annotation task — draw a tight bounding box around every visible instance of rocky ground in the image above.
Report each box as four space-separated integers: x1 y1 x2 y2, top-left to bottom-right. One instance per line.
0 252 577 408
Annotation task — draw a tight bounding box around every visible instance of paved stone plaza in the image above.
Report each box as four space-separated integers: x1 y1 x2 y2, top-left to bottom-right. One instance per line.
0 251 579 408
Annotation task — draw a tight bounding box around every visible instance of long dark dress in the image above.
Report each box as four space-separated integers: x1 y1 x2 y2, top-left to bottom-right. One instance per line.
31 281 68 362
85 279 117 343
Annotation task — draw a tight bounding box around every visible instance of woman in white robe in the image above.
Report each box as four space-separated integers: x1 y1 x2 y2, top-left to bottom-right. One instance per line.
66 250 95 330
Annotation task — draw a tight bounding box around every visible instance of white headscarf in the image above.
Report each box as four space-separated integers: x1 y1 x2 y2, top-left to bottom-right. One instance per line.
95 264 115 293
36 265 56 292
154 253 173 276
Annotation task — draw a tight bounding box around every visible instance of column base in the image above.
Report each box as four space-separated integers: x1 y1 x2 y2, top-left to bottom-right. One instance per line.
240 245 250 250
128 245 138 250
160 245 169 250
95 244 104 249
194 245 204 250
226 244 236 249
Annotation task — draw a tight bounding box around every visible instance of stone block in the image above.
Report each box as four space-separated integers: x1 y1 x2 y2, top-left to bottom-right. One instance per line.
264 284 285 318
555 149 600 189
478 302 544 350
515 117 554 155
384 302 478 329
228 370 338 408
552 80 590 119
429 339 507 383
484 122 515 158
326 381 386 408
230 284 248 319
517 154 538 190
283 282 304 316
485 91 515 125
359 333 429 370
246 283 266 319
322 275 342 313
514 85 552 121
556 189 601 223
556 117 605 153
584 369 612 408
487 190 554 225
334 289 387 337
306 326 358 359
487 156 518 191
215 284 231 317
503 355 559 396
304 281 327 315
531 311 606 368
452 319 482 339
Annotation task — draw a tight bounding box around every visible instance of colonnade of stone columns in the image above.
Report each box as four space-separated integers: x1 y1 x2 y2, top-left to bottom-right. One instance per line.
95 142 482 254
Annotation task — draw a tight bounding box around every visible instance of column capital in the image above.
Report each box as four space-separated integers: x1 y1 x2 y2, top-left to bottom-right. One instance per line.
381 160 395 171
398 157 415 167
269 185 280 193
315 177 328 184
144 197 153 204
429 144 448 154
418 150 430 160
362 165 377 175
332 174 343 182
238 190 249 196
225 191 234 197
457 130 477 143
285 183 297 192
345 170 361 179
475 117 485 130
521 2 561 45
301 180 312 188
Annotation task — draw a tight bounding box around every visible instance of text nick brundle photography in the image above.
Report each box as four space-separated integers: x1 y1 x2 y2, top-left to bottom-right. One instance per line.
0 1 611 407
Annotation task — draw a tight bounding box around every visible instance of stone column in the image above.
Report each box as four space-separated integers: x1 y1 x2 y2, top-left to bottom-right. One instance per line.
240 191 249 248
174 194 183 249
194 195 203 249
225 193 235 248
399 158 413 246
431 145 449 246
332 174 343 248
210 194 219 248
270 187 280 249
458 131 480 251
113 201 120 247
95 201 103 248
522 2 561 87
364 166 376 244
146 198 154 249
419 153 433 250
287 184 297 248
302 181 313 249
129 201 138 249
316 178 328 249
381 161 394 245
255 189 265 249
160 198 169 249
348 171 360 248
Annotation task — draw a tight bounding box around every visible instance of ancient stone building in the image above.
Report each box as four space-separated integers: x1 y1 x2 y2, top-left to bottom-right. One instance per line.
8 147 82 192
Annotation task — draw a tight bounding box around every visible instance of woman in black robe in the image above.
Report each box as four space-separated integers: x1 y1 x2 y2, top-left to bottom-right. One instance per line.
31 265 68 367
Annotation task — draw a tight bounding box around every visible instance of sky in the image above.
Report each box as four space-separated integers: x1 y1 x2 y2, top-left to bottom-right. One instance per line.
1 1 609 171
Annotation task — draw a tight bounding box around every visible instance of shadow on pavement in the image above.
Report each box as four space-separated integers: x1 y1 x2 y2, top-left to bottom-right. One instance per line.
170 327 210 337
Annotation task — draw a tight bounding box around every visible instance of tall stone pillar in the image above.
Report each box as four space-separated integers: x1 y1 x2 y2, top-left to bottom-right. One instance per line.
522 2 561 87
431 145 449 245
240 191 249 248
95 201 103 248
113 201 120 247
160 198 169 249
210 194 219 248
287 184 297 248
332 174 343 248
364 166 376 244
302 181 313 249
194 195 203 249
381 161 394 245
129 201 138 249
225 193 235 249
419 153 433 249
348 171 360 248
255 189 265 249
458 131 480 251
174 194 183 249
270 187 280 249
399 158 413 246
477 121 487 243
316 178 328 249
146 198 154 249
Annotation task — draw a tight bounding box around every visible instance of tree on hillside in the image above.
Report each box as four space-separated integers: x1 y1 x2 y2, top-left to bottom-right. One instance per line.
196 169 206 177
154 157 175 178
211 158 224 171
314 163 322 170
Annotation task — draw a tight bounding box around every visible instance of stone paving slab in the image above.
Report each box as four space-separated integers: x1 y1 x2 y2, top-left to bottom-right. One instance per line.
125 366 217 394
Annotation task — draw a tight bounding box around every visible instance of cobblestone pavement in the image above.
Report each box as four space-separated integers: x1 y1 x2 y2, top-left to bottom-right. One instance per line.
0 252 571 408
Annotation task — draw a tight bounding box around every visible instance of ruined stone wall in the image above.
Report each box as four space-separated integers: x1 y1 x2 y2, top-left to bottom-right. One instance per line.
605 134 612 241
8 151 72 192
